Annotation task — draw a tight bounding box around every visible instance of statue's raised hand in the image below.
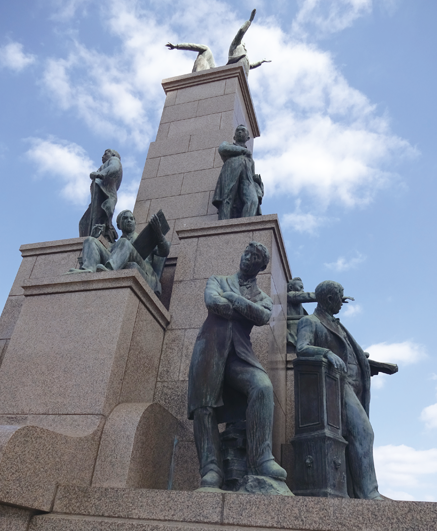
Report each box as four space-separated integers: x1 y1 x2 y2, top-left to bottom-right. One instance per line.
249 9 256 22
342 296 355 304
166 42 176 50
150 213 164 242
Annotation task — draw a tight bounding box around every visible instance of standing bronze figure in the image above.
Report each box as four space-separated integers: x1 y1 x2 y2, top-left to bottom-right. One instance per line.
212 125 263 220
188 242 287 490
79 149 123 243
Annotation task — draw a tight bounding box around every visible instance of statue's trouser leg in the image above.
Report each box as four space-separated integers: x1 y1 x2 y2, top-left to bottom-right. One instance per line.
193 407 223 479
240 176 259 218
225 353 275 470
90 185 107 226
344 383 380 499
82 237 110 272
106 239 143 271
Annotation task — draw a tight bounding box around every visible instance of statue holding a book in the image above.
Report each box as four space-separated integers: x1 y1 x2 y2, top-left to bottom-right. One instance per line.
68 210 170 297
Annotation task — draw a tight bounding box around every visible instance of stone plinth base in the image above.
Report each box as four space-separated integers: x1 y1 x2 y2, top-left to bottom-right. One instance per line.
27 485 437 531
0 270 180 511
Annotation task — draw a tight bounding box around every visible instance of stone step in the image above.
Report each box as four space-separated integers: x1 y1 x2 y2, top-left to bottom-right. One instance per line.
28 485 437 531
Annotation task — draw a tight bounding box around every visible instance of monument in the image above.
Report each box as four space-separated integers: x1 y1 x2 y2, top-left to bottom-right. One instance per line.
0 12 435 530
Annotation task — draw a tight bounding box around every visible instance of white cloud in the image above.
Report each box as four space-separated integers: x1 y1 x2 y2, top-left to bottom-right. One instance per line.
50 0 91 21
341 302 362 317
365 340 427 365
374 444 437 500
325 252 366 272
115 178 140 219
25 138 94 205
0 42 35 72
292 0 372 38
282 200 334 234
421 403 437 430
366 340 426 390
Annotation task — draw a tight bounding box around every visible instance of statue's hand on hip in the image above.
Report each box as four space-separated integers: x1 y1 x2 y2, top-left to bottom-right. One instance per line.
325 352 347 373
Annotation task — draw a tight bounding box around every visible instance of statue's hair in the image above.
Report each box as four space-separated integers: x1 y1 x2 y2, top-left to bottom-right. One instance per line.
288 277 303 290
116 209 134 230
247 241 270 269
315 280 343 306
106 149 121 160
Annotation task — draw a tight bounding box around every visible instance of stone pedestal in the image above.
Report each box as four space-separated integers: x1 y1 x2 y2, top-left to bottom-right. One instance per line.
0 269 179 511
133 64 260 256
28 485 437 531
0 237 86 366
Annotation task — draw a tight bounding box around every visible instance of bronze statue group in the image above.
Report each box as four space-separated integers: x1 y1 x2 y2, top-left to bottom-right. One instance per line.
67 9 396 500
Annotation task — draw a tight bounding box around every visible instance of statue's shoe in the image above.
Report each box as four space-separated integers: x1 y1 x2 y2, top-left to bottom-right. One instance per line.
200 470 223 489
249 459 287 481
96 264 110 272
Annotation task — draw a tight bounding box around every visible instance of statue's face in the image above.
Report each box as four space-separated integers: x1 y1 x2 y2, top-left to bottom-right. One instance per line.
240 246 265 277
120 211 136 234
289 280 304 292
102 149 112 163
326 287 344 315
234 127 249 144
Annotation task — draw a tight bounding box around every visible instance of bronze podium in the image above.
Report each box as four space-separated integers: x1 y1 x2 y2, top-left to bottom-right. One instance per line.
291 357 349 498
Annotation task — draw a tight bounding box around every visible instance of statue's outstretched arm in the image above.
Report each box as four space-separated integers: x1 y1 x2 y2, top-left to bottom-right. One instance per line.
229 9 256 51
250 59 272 70
288 291 317 304
166 42 209 53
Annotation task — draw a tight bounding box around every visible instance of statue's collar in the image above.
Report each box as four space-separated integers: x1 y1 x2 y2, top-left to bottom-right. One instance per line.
233 142 247 149
315 306 340 324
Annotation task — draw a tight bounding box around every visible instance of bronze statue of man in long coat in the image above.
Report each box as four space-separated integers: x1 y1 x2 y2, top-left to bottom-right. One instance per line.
212 125 263 220
79 148 123 243
188 242 287 489
296 280 383 500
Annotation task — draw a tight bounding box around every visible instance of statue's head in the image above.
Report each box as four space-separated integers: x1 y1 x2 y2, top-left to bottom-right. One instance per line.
288 277 304 292
315 280 344 315
239 241 270 277
102 149 121 163
116 210 136 234
234 125 250 144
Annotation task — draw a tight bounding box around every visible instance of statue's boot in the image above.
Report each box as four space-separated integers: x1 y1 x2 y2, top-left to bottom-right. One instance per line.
249 458 287 481
96 264 110 272
200 470 223 488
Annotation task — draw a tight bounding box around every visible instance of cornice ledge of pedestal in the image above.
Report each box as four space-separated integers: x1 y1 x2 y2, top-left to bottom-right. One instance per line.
176 214 291 280
162 64 260 138
20 237 87 256
21 269 170 329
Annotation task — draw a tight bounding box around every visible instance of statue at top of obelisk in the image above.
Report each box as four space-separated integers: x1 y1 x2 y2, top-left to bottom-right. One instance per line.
226 9 271 76
165 42 216 72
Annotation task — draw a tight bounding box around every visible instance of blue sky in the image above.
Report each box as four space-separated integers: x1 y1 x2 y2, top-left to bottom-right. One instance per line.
1 0 436 501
